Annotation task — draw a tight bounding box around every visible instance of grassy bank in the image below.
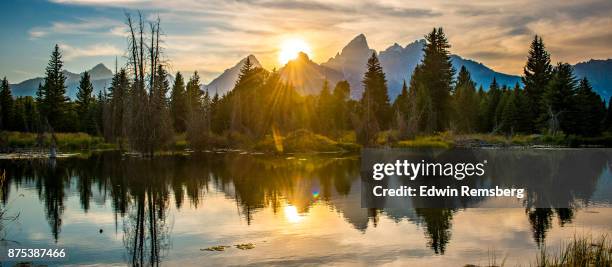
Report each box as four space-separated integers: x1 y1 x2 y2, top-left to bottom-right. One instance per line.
3 129 612 155
0 131 114 151
390 131 612 149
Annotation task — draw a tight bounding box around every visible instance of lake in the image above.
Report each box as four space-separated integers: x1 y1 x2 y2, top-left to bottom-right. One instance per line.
0 150 611 266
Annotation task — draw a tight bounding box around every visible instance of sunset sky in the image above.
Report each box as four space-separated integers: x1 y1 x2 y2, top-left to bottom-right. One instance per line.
0 0 610 83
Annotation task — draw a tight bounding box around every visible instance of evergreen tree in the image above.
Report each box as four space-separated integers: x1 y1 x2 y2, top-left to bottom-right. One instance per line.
485 78 502 132
501 83 530 134
393 80 410 120
75 71 96 134
574 78 605 136
476 85 488 132
410 28 455 132
452 66 478 133
332 80 351 132
522 35 553 132
106 69 130 142
316 79 334 134
13 96 38 132
38 44 69 131
360 52 391 130
0 77 14 130
150 65 173 149
186 71 202 114
541 63 577 135
170 72 187 133
495 85 511 129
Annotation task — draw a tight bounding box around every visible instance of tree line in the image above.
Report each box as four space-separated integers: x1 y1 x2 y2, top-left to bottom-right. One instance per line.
0 17 609 152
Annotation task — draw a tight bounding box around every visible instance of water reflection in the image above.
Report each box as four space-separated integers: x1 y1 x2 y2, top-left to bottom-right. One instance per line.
0 149 610 264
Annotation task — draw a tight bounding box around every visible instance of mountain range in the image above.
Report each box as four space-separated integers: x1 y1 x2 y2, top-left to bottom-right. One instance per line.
200 34 610 100
11 63 114 99
9 35 612 101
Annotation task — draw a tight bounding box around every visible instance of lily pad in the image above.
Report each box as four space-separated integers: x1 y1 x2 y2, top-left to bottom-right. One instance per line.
235 243 255 250
201 245 230 251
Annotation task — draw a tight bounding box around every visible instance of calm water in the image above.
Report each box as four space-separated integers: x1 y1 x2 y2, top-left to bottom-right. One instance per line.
0 150 611 266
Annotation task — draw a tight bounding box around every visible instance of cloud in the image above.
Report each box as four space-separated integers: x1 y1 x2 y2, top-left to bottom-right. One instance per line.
40 0 612 78
59 43 122 60
28 17 123 39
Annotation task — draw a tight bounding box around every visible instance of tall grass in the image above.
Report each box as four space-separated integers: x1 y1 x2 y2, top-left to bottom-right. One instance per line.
536 234 611 267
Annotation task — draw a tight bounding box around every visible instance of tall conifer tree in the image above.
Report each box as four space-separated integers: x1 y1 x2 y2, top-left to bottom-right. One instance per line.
0 77 14 130
522 35 553 131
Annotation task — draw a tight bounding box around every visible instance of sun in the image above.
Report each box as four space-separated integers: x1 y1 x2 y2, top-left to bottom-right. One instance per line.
278 38 312 64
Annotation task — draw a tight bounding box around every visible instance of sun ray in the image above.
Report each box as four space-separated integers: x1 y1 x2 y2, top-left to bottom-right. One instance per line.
278 38 312 65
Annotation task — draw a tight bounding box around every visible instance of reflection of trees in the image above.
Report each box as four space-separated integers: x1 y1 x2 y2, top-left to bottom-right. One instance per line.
36 159 68 242
0 148 608 261
123 188 170 267
415 208 454 254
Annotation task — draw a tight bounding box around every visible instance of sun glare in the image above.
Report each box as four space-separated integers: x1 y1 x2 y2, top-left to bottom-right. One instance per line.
283 205 303 223
278 38 312 64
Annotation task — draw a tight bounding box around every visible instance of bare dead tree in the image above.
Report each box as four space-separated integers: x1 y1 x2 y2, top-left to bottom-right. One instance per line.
124 12 172 156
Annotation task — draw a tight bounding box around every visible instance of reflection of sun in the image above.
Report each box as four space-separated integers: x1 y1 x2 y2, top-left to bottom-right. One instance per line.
283 205 303 223
278 38 312 64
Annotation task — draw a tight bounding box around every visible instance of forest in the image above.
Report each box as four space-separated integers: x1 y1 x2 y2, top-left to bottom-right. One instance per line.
0 14 610 154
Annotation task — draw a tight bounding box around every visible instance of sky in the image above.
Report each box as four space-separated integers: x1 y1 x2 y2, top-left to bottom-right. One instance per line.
0 0 610 83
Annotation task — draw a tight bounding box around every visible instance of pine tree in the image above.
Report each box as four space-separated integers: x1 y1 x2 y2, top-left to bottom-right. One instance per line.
485 78 502 132
495 85 511 130
0 77 14 130
106 68 130 142
75 71 96 134
393 80 410 121
411 28 455 131
360 52 391 130
452 66 478 133
541 63 577 135
170 72 187 132
574 78 605 136
476 85 488 132
522 35 553 132
150 65 173 149
332 80 351 132
501 83 529 134
38 44 69 131
186 71 202 114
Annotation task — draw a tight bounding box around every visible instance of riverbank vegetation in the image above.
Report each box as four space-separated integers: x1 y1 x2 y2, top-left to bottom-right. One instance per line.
535 234 611 267
1 12 611 154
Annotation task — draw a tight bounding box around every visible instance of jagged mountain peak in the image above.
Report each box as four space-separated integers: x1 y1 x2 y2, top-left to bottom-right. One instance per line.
87 63 113 79
203 55 263 95
343 33 370 52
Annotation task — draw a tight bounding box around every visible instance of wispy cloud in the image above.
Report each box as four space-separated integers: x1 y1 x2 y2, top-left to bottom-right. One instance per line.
59 43 122 60
29 17 123 39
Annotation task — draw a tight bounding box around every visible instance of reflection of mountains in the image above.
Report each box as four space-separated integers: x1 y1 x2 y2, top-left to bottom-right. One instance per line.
0 149 609 258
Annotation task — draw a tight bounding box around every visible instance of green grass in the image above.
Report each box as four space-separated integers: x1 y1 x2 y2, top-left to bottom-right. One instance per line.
395 133 454 149
536 234 611 267
0 131 114 151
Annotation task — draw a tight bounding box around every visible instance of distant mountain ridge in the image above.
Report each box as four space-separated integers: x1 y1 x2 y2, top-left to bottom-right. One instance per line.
11 63 114 99
279 52 345 95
